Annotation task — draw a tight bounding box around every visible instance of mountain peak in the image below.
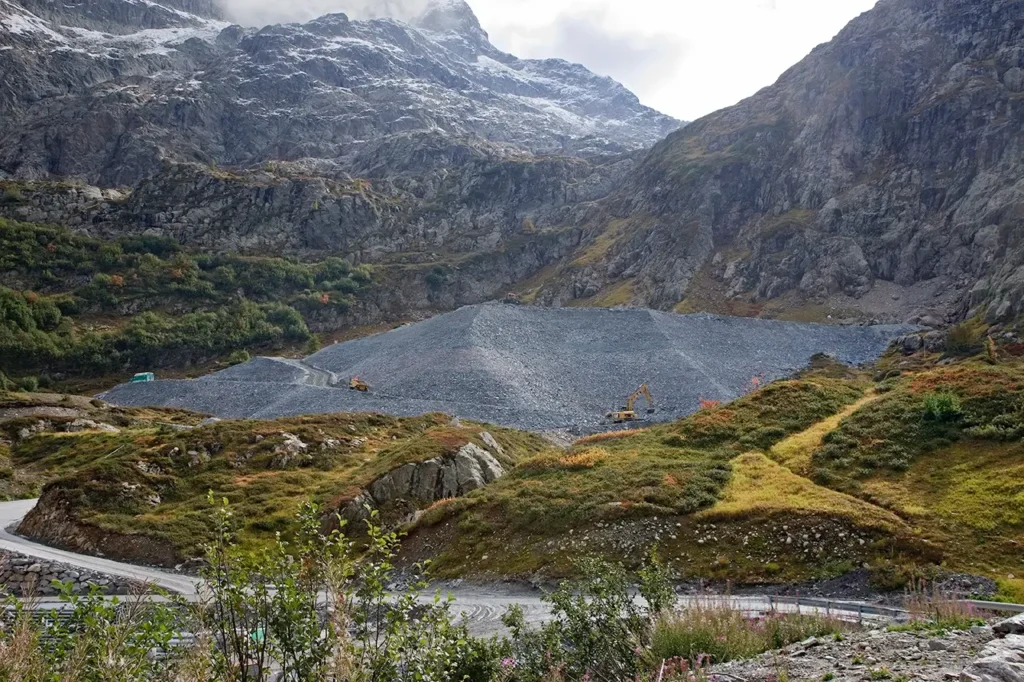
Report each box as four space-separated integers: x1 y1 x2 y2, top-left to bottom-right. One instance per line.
413 0 485 39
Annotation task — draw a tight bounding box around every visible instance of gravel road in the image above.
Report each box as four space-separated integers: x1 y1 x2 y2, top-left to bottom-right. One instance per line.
100 305 912 432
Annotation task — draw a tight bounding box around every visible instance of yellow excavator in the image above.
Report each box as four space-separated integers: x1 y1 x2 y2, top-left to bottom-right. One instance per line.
606 383 656 423
349 377 370 392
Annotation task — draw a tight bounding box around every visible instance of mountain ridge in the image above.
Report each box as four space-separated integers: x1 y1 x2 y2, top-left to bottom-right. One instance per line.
0 0 679 185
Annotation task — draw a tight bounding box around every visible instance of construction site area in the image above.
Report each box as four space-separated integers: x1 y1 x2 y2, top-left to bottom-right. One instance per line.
100 305 912 433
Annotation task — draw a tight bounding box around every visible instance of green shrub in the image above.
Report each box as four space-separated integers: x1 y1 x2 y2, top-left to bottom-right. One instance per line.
227 349 251 365
946 319 987 354
1 186 23 204
496 555 675 680
17 376 38 392
303 334 322 355
922 392 962 422
0 218 376 381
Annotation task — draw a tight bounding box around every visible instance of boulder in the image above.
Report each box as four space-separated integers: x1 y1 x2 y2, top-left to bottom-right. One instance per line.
479 431 505 456
995 614 1024 637
923 331 946 352
961 634 1024 682
454 449 487 493
341 443 507 521
412 460 442 503
899 334 924 354
369 474 398 505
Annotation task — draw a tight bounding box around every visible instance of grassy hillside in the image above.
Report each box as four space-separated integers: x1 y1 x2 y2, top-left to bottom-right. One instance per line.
0 218 374 390
411 353 1024 593
6 341 1024 597
7 398 547 563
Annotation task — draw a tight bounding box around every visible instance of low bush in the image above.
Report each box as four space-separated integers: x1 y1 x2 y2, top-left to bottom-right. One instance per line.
945 319 988 355
227 349 251 365
922 392 962 422
651 602 847 664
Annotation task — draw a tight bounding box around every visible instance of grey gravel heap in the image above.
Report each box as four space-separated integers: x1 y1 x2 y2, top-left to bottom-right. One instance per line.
100 305 911 432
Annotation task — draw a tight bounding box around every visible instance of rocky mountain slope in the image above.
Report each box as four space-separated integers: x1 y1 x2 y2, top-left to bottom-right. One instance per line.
4 0 1023 331
534 0 1024 325
0 0 678 185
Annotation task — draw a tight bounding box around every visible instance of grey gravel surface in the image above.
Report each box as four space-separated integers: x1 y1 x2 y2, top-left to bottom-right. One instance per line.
100 305 912 432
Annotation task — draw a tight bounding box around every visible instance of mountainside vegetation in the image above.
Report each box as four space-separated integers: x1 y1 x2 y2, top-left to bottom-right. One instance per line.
0 217 374 390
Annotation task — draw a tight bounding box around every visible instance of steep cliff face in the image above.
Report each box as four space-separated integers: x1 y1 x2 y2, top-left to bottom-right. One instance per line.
0 134 616 258
534 0 1024 324
0 0 678 186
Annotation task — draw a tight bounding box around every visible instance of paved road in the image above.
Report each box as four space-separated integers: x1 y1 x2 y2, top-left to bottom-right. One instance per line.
0 500 896 636
0 499 201 595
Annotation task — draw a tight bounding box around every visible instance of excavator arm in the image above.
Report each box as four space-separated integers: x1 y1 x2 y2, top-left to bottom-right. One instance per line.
625 383 656 413
607 383 656 423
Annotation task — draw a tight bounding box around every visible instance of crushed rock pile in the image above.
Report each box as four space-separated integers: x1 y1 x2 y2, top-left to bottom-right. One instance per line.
100 305 911 432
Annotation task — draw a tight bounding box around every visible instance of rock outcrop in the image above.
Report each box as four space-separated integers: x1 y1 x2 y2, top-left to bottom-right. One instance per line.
18 487 181 567
961 634 1024 682
529 0 1024 325
342 441 504 521
6 0 1024 327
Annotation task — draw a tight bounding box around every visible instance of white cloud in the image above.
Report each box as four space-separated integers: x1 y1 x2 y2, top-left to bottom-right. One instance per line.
473 0 880 121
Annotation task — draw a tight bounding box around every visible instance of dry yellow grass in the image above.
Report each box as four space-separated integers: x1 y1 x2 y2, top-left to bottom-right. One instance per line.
768 392 880 476
571 219 629 267
698 452 904 532
861 442 1024 532
574 429 644 445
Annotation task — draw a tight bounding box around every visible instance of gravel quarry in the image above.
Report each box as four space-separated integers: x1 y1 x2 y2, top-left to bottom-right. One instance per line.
101 305 912 432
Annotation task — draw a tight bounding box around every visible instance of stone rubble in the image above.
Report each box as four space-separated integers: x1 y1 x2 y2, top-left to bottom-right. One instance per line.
102 304 910 433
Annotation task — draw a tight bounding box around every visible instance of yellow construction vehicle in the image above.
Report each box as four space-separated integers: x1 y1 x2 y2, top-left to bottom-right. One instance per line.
606 383 656 423
349 377 370 392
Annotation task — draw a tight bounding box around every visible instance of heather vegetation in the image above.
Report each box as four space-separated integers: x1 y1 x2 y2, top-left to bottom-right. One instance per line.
0 218 372 385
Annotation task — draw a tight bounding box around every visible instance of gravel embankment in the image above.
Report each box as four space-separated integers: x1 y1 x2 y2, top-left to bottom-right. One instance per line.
100 305 912 432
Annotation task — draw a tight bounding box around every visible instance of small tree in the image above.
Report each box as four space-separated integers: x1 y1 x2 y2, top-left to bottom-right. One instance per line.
922 391 962 422
985 336 998 365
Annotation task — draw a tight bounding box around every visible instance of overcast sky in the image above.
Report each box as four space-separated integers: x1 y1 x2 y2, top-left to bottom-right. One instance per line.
217 0 881 122
472 0 879 121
